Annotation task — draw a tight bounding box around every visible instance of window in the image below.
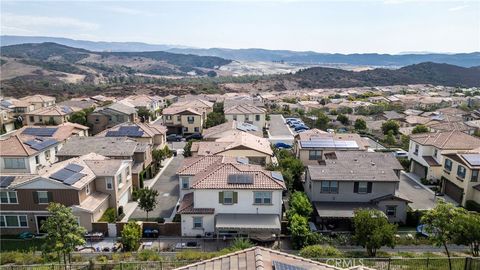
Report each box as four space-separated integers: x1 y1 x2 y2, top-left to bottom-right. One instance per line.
358 182 368 194
187 116 194 123
223 191 233 204
45 150 51 161
245 115 249 121
181 177 189 189
54 146 58 154
444 159 453 172
106 177 113 190
177 116 181 121
413 144 419 155
4 158 26 169
0 191 17 204
321 181 338 193
126 166 131 178
117 173 123 189
472 170 479 182
85 184 90 195
308 150 322 160
386 206 397 217
37 191 49 204
183 127 188 132
165 115 172 120
193 217 203 229
0 215 28 227
194 127 199 132
29 116 34 122
433 149 438 157
457 165 466 179
255 115 260 121
254 192 272 204
233 115 237 120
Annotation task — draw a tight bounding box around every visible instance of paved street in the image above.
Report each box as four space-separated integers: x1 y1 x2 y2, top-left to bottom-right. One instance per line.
268 114 294 145
129 155 183 220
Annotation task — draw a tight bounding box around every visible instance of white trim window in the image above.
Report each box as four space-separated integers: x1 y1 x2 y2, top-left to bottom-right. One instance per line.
4 158 26 169
193 216 203 229
254 191 272 204
85 183 91 195
386 206 397 218
321 181 338 193
106 177 113 190
0 191 18 204
223 191 233 204
37 191 49 204
117 173 123 190
358 182 369 194
0 215 28 228
181 177 189 189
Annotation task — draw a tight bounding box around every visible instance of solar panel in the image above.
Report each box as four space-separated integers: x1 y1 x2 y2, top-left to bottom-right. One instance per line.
50 169 75 182
236 157 249 164
0 176 15 188
271 171 284 182
227 174 254 184
106 126 144 137
462 154 480 166
29 139 58 151
65 164 84 172
63 173 85 185
272 261 307 270
22 128 57 137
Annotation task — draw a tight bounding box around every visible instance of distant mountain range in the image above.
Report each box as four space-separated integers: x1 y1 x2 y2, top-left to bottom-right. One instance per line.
2 35 479 67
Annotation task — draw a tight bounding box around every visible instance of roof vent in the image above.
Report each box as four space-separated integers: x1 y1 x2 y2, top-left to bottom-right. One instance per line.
371 162 376 166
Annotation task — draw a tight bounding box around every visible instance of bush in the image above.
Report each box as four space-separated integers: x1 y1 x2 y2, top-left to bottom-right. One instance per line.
398 158 411 171
466 200 480 212
299 245 343 258
121 221 142 251
175 250 217 261
0 251 44 265
99 208 117 223
228 238 254 251
137 250 162 261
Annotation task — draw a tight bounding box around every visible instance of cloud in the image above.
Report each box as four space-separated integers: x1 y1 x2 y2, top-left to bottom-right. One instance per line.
1 13 99 33
106 6 153 16
448 5 469 12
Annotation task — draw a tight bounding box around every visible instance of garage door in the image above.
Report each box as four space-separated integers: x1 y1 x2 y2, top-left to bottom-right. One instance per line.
444 180 463 203
412 160 427 179
118 188 130 207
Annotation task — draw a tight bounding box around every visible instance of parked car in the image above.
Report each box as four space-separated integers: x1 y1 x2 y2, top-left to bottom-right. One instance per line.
18 232 34 239
185 133 203 141
394 150 408 158
174 241 200 250
294 125 310 132
288 121 303 127
167 134 183 142
274 142 292 149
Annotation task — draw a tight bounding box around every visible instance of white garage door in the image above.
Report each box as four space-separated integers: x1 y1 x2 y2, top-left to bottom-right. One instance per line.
118 188 130 207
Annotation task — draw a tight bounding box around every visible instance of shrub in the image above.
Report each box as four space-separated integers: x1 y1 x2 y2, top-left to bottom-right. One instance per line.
175 250 217 261
137 250 162 261
466 200 480 212
121 221 142 251
299 245 343 258
99 208 117 223
229 238 254 251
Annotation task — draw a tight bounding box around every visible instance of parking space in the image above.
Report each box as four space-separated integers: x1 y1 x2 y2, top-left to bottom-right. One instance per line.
267 114 294 146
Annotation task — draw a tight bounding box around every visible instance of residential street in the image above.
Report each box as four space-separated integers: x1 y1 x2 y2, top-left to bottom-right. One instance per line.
129 155 183 221
268 114 294 145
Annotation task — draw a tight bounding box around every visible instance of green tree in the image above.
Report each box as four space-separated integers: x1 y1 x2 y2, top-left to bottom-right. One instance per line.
205 112 227 128
41 203 86 264
289 213 311 249
422 200 466 269
137 187 159 221
287 191 313 218
453 211 480 257
412 125 429 134
353 209 397 257
137 107 151 123
121 221 142 251
183 140 193 157
69 111 87 126
401 135 410 150
278 155 304 190
152 149 164 166
381 120 400 135
354 118 367 130
213 102 224 114
336 114 350 125
384 130 396 145
315 112 330 130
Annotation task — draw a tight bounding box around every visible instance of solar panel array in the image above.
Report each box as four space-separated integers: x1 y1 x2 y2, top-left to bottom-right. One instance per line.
227 174 254 184
106 126 144 137
22 127 57 137
0 176 15 188
300 139 358 149
236 122 258 132
61 106 73 114
272 261 307 270
49 164 85 186
24 137 58 151
462 154 480 166
236 157 249 164
271 171 284 182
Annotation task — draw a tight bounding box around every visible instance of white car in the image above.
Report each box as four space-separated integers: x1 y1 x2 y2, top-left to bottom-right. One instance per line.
394 150 408 158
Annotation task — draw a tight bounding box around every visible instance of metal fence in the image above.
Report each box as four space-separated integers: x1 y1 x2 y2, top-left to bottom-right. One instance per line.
1 257 479 270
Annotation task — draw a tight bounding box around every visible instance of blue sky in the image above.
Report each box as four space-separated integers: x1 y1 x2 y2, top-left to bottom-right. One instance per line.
1 0 479 53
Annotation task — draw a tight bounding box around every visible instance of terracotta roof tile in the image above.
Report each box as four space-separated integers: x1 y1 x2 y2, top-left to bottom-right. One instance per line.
410 131 480 150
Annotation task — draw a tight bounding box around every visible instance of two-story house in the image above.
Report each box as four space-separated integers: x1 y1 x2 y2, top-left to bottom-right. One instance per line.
190 132 273 165
96 122 167 150
25 105 81 126
408 131 480 181
19 95 56 110
162 107 203 135
121 95 165 121
440 151 480 206
202 121 262 141
176 156 286 238
224 104 266 129
87 102 138 135
0 153 132 234
293 129 370 165
304 151 409 227
57 136 151 188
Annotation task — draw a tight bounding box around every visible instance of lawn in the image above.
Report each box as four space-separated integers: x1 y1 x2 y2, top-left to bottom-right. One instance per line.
0 236 46 252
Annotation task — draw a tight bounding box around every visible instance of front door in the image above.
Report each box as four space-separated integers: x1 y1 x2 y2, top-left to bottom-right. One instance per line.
35 216 49 233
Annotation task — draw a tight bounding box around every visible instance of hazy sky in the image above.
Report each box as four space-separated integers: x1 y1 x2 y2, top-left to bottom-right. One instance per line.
1 0 479 54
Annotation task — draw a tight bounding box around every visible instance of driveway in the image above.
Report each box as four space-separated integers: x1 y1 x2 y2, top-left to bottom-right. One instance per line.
129 155 184 220
399 172 437 210
268 114 294 145
362 136 386 150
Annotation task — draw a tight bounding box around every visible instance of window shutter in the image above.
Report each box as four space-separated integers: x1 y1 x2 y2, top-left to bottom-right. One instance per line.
233 192 238 204
47 192 53 202
367 182 373 193
33 192 38 204
353 182 359 193
219 192 224 204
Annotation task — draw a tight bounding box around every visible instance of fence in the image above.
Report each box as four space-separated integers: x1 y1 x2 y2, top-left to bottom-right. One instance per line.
1 257 479 270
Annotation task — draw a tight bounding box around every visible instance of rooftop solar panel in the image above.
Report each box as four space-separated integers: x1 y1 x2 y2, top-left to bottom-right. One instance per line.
29 139 58 151
271 171 284 182
227 174 254 184
63 173 85 185
65 164 84 172
22 128 57 137
0 176 15 188
462 154 480 166
50 169 75 182
272 261 307 270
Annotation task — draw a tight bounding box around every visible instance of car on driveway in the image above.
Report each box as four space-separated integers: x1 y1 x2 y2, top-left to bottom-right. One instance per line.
294 125 310 132
274 142 292 149
185 133 203 141
167 134 183 142
288 121 304 127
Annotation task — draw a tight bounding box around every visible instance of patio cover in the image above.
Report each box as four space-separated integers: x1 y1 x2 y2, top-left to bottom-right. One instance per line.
215 214 281 232
314 202 377 218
